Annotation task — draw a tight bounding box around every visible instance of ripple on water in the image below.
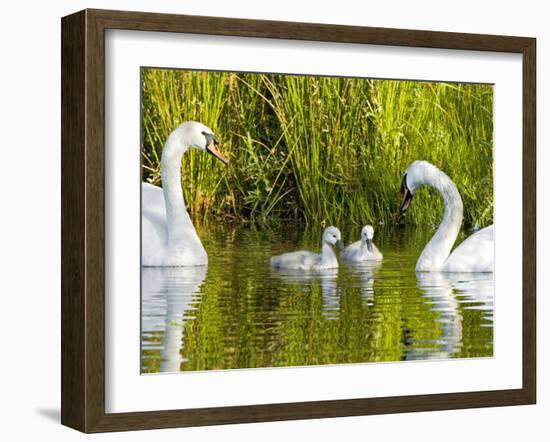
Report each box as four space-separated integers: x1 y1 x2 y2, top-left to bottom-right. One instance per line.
141 225 494 373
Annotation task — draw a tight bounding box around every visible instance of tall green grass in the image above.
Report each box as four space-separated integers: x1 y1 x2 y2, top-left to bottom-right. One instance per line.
141 68 493 228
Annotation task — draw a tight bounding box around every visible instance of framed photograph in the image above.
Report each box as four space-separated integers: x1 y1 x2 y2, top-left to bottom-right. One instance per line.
61 9 536 433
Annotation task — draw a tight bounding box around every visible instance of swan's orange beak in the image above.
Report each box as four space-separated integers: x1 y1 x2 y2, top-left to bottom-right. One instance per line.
206 141 228 165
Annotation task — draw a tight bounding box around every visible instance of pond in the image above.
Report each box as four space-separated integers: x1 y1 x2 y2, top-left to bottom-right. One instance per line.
141 224 494 374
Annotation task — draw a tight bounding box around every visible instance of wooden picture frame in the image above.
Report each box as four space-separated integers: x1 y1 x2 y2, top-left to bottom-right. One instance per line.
61 8 536 433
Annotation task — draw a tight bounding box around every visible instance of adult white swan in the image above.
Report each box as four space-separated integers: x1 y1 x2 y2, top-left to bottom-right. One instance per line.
399 160 494 273
269 226 344 270
341 225 383 262
142 121 228 267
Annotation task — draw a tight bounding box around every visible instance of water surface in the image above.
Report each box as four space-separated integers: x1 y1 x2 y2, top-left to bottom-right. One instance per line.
141 225 493 373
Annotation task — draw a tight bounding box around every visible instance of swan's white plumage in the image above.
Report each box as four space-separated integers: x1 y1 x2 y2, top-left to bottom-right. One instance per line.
141 182 207 266
442 225 494 272
141 121 225 267
270 251 327 270
270 226 342 270
341 241 383 262
142 183 168 266
341 225 383 262
402 160 494 273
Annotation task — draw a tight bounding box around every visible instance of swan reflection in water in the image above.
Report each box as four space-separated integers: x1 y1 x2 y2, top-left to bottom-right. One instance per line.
269 268 341 319
342 260 382 307
141 266 207 373
269 261 383 319
406 271 494 361
141 251 494 372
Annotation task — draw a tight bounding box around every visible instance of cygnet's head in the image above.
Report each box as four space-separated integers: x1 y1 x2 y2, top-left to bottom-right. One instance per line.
322 226 343 251
175 121 228 165
361 225 375 251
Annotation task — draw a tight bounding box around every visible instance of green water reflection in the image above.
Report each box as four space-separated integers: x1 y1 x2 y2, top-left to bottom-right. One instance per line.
141 225 493 373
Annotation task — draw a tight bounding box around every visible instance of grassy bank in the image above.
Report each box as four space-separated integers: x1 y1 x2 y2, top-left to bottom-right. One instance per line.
141 69 493 228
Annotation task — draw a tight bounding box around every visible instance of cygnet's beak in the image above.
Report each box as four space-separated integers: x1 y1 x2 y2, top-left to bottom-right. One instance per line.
205 134 228 165
366 238 373 252
336 239 344 251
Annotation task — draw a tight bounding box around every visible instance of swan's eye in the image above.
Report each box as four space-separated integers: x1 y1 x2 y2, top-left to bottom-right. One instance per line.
201 131 218 146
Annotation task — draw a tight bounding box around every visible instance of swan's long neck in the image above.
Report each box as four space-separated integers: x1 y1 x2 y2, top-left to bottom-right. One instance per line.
320 242 338 268
416 170 463 271
160 132 192 244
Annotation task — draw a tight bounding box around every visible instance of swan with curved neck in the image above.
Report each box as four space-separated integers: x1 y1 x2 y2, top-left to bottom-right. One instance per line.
400 160 494 273
142 121 228 267
269 226 344 270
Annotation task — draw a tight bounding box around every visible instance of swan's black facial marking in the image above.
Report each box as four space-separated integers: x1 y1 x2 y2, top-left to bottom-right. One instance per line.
399 173 413 214
400 173 407 195
202 131 219 147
